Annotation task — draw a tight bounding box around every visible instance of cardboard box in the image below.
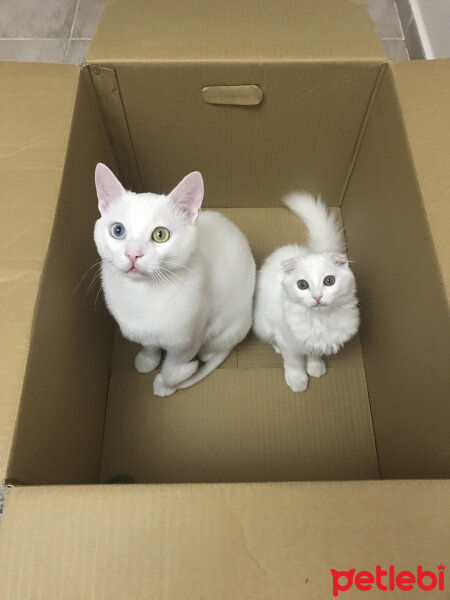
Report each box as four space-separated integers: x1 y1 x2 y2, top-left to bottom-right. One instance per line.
0 1 449 597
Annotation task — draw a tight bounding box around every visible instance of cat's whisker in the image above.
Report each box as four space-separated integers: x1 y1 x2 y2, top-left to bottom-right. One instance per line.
73 260 103 294
156 268 179 293
162 260 195 274
85 268 103 297
159 266 185 284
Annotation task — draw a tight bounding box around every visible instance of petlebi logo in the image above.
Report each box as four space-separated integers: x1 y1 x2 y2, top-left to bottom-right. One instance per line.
330 564 445 597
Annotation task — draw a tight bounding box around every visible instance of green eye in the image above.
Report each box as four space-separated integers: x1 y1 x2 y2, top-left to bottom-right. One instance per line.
324 275 335 286
297 279 309 290
151 227 170 243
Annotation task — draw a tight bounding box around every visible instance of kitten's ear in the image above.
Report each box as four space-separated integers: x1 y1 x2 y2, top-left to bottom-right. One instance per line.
95 163 125 215
330 252 349 268
169 171 204 223
281 257 298 273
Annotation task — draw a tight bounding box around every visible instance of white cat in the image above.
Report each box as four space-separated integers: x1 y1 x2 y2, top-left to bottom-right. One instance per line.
253 193 359 392
94 164 256 397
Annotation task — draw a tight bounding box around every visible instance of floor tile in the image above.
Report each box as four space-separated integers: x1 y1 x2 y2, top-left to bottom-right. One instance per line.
0 39 68 62
65 38 90 64
72 0 106 38
365 0 404 38
0 0 78 38
382 38 409 60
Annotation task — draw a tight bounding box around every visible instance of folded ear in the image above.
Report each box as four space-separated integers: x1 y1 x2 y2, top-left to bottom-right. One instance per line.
95 163 125 215
281 257 298 273
330 252 349 268
169 171 204 223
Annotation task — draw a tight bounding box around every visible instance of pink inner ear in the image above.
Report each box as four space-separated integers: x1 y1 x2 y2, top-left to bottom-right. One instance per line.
169 171 204 223
95 163 125 215
330 252 349 267
282 257 297 273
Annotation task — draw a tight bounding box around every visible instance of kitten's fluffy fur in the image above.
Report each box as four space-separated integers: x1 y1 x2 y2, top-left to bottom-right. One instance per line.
94 164 255 396
253 193 359 392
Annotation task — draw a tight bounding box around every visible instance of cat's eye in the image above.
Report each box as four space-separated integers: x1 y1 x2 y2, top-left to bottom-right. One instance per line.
324 275 335 286
152 226 170 243
297 279 309 290
110 222 126 239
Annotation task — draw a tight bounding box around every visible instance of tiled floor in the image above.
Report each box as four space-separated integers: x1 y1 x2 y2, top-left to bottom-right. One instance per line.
0 0 410 64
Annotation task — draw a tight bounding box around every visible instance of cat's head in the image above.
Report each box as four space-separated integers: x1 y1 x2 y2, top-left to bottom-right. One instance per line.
94 163 203 279
281 253 356 310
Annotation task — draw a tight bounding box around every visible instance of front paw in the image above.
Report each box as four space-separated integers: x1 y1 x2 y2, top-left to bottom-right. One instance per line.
285 367 308 392
306 357 327 378
153 374 176 397
135 349 161 373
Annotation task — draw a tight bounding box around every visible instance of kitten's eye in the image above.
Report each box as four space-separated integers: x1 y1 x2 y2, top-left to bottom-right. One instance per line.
297 279 309 290
110 222 126 239
324 275 335 286
152 227 170 243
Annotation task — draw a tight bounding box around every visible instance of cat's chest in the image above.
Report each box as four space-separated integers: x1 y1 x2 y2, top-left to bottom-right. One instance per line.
102 270 200 344
285 309 354 355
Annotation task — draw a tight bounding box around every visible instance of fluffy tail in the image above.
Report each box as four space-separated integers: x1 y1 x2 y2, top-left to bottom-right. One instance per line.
283 192 346 254
177 351 230 390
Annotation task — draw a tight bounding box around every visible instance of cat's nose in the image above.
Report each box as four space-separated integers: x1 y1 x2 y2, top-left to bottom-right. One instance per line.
313 295 323 304
125 250 143 265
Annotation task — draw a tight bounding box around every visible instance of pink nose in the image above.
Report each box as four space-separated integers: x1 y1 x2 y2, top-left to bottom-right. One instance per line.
125 251 143 266
313 295 323 304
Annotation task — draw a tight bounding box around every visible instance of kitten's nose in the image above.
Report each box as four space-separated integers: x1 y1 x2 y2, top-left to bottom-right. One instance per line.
313 295 323 304
125 250 143 265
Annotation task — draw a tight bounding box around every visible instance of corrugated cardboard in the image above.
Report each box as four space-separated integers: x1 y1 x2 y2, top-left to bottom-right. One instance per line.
342 63 450 479
1 481 449 599
0 63 79 482
0 0 449 596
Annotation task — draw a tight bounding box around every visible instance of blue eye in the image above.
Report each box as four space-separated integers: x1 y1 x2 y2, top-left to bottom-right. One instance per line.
111 222 126 239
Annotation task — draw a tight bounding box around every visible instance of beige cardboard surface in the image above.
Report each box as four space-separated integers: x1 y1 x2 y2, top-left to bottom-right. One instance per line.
343 66 450 479
391 60 450 302
1 481 449 599
97 62 382 207
101 207 377 484
88 0 385 63
6 70 116 485
0 63 79 482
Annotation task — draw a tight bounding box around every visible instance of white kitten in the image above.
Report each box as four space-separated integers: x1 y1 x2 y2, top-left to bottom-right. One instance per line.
94 164 256 397
253 193 359 392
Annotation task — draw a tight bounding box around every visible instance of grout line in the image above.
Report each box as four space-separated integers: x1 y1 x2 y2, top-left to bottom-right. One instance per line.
0 37 70 41
64 0 81 62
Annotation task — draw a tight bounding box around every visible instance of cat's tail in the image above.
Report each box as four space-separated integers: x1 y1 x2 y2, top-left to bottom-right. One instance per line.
283 192 346 254
177 351 230 390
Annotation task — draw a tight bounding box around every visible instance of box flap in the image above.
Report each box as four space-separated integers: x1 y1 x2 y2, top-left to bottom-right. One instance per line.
1 481 448 598
88 0 385 63
390 59 450 303
0 63 79 482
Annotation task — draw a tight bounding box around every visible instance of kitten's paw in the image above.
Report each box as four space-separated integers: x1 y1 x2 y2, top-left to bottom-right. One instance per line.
135 349 161 373
306 357 327 378
153 374 176 397
285 368 308 393
272 344 281 354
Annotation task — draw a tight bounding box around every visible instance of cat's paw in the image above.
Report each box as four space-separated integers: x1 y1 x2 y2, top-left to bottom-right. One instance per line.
272 344 281 354
285 368 308 393
135 349 161 373
306 357 327 378
153 374 176 397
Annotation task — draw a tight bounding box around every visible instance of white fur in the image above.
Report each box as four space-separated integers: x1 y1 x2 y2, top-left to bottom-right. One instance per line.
94 165 256 396
253 193 359 393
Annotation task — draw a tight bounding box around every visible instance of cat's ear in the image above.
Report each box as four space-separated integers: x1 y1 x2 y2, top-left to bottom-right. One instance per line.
330 252 349 268
281 257 298 273
95 163 125 215
169 171 204 223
